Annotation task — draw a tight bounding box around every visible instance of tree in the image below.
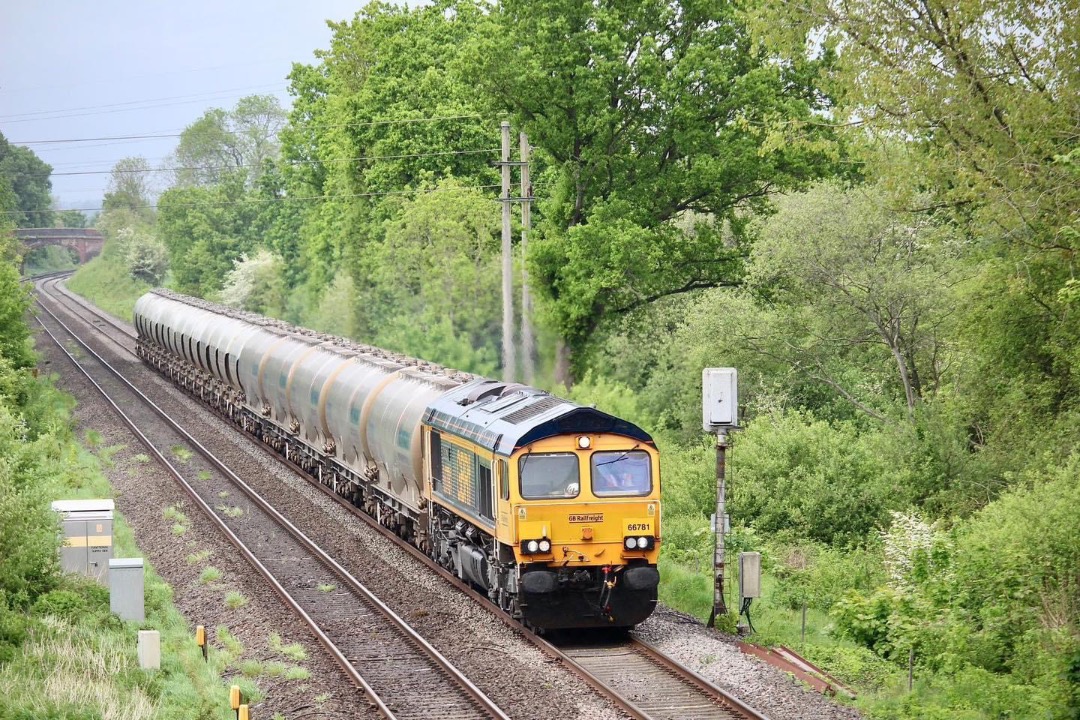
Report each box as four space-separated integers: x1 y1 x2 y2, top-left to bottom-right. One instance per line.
466 0 841 384
748 0 1080 447
279 1 494 294
0 132 54 228
157 174 260 296
744 181 966 421
102 156 155 217
56 209 88 228
172 95 287 187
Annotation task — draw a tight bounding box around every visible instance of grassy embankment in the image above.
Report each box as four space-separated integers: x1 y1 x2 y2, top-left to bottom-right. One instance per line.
65 254 151 322
0 370 254 719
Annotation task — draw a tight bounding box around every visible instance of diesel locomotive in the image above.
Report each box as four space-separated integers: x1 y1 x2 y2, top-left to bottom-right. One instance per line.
134 290 661 629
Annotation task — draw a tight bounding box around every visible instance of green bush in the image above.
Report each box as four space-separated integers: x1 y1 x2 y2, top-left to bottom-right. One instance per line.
0 602 30 665
31 590 86 620
730 410 915 546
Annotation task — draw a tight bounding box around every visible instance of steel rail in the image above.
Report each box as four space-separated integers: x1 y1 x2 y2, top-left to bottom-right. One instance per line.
48 278 769 720
34 286 509 720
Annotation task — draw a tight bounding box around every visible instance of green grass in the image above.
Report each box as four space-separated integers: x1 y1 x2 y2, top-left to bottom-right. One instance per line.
224 592 248 610
283 665 310 681
84 429 103 447
97 443 126 467
163 505 189 524
199 567 222 585
269 633 307 662
186 549 211 565
171 523 187 536
66 253 151 322
218 505 243 519
317 583 335 593
170 445 193 463
198 470 213 481
132 453 151 464
215 626 244 661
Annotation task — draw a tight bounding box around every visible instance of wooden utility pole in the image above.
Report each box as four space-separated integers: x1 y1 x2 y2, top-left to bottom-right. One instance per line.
519 132 535 385
500 121 516 381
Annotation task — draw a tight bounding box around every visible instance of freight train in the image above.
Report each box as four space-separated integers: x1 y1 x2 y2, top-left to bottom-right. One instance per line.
134 290 661 629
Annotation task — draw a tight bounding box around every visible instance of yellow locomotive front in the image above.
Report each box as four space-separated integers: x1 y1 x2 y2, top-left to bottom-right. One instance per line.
509 433 661 629
423 381 661 630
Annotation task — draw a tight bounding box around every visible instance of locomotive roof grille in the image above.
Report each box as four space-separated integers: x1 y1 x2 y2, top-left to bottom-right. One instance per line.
501 396 563 424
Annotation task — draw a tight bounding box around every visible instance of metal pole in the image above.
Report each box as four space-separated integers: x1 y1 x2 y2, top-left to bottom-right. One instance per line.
707 431 728 627
519 131 536 385
500 121 515 381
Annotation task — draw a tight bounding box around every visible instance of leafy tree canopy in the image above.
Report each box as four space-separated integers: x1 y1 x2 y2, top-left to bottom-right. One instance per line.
0 132 54 228
464 0 843 376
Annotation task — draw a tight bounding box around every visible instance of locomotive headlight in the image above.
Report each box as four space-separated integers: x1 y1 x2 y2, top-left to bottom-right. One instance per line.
636 536 649 549
526 540 540 553
538 539 551 552
577 436 591 449
625 537 637 550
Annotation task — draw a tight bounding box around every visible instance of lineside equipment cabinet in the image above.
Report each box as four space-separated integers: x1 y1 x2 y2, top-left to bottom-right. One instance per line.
51 499 114 582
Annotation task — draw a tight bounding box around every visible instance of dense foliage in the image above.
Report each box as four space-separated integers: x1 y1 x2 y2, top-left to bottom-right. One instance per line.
60 0 1079 716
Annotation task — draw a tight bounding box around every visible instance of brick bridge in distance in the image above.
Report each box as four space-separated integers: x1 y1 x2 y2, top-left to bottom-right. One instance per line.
15 228 104 264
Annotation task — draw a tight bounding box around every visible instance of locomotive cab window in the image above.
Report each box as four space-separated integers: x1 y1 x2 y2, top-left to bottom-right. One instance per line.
519 453 580 499
592 450 652 497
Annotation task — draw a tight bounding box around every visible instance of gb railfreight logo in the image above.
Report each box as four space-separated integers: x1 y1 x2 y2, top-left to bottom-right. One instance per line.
568 513 604 523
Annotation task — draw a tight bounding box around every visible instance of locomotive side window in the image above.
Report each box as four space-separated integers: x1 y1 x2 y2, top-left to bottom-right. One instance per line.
498 459 509 500
592 450 652 497
519 453 580 499
430 431 443 491
478 459 493 520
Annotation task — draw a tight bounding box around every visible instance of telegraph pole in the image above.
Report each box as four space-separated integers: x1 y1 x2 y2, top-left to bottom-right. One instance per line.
500 121 516 381
519 131 536 385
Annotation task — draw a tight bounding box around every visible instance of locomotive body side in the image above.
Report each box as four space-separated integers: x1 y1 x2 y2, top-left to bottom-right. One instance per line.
133 290 661 629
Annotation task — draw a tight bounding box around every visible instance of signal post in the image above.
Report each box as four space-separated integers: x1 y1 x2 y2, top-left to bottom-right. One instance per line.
703 368 738 628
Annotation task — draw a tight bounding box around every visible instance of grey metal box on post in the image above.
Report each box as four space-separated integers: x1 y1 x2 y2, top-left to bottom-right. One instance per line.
739 551 762 600
109 558 145 623
51 499 114 583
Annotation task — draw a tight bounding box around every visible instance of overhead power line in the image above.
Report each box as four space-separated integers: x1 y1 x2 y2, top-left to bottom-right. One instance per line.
8 114 490 146
0 183 503 216
1 148 500 179
0 83 288 124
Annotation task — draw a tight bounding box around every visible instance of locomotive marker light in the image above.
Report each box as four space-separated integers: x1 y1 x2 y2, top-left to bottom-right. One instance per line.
703 368 739 628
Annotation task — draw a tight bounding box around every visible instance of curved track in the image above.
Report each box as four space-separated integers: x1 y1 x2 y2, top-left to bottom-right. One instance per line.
34 276 508 720
40 277 770 720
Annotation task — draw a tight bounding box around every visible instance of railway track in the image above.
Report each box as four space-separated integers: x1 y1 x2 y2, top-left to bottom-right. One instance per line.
558 636 767 720
39 277 770 720
33 278 509 720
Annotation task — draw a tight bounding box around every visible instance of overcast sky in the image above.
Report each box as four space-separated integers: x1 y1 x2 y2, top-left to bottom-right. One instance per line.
0 1 364 210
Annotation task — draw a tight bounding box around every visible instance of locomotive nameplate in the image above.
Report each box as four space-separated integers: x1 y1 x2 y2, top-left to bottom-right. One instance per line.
569 513 604 523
